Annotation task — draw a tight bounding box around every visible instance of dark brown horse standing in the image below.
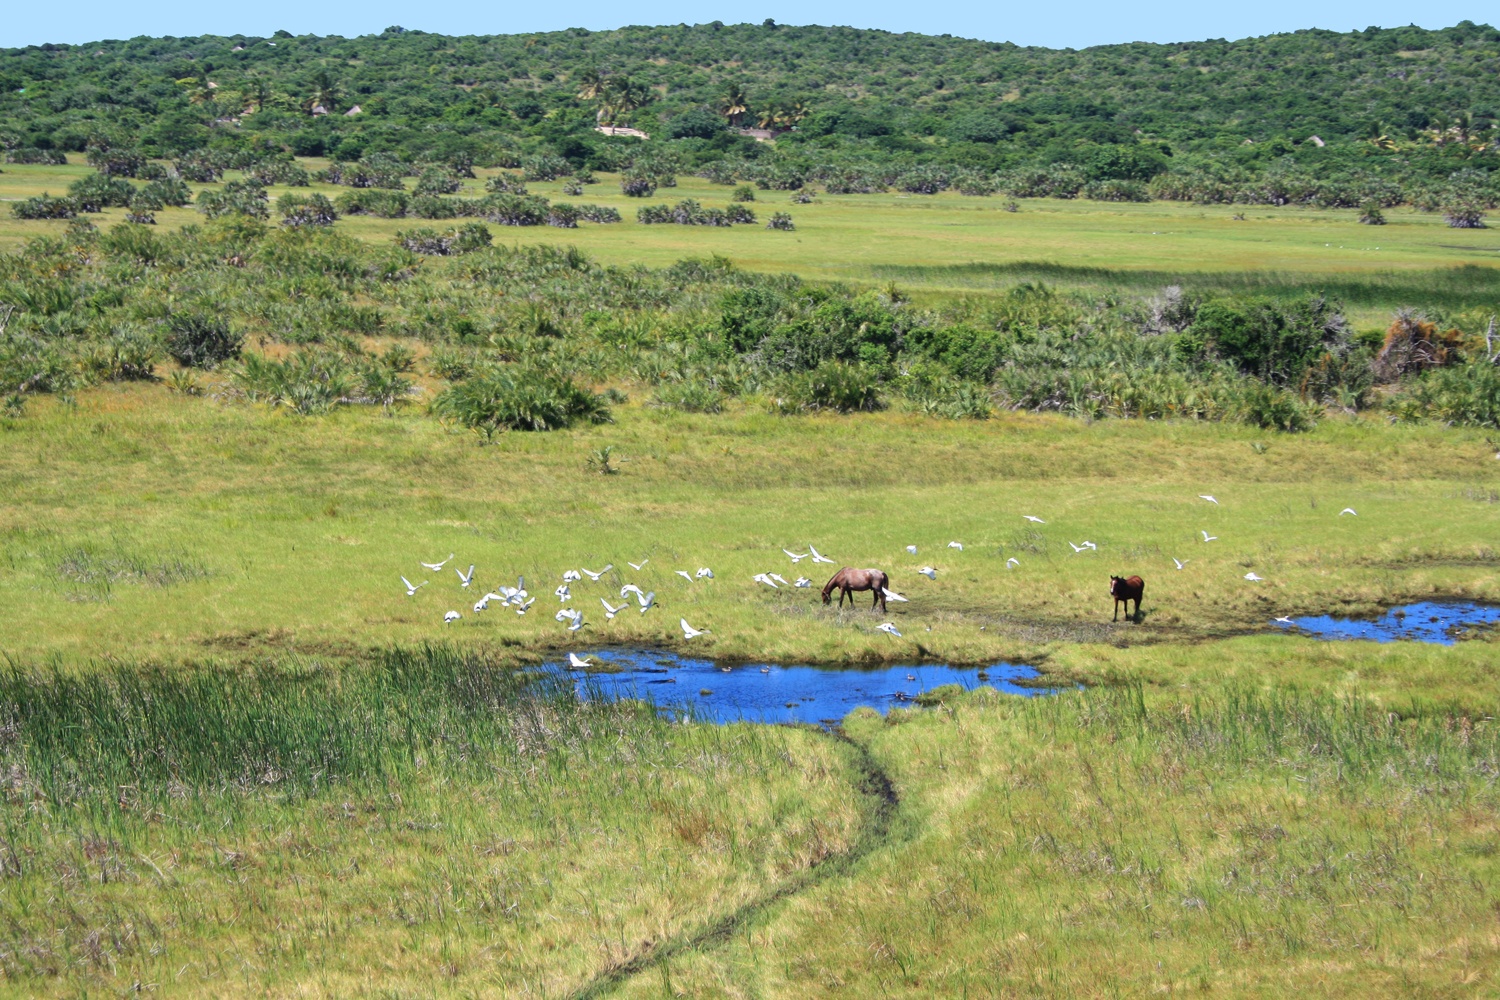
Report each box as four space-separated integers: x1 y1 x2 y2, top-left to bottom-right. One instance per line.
823 568 890 612
1109 575 1145 623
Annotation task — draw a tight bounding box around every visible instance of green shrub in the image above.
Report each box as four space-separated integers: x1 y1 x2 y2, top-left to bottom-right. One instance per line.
277 193 339 227
1391 362 1500 428
336 189 410 218
432 366 611 437
653 378 726 413
165 313 243 369
781 360 883 412
578 205 622 224
79 328 161 382
141 178 192 207
1234 382 1319 432
547 203 581 228
197 180 270 220
620 174 657 198
767 212 795 230
414 167 461 196
12 195 77 220
485 173 528 195
731 185 756 202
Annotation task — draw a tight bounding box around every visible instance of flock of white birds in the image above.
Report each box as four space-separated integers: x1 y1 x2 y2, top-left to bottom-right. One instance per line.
400 494 1359 641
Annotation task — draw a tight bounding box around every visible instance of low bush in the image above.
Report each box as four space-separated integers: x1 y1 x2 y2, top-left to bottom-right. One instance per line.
164 313 243 369
432 366 611 437
578 204 622 224
11 195 77 220
767 212 796 230
277 193 339 227
780 360 883 412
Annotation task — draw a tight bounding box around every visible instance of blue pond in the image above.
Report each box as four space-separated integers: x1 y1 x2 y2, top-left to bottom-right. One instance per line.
560 648 1051 725
1276 601 1500 646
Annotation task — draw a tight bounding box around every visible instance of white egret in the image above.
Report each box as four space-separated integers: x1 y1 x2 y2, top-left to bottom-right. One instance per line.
783 548 809 562
753 573 779 588
769 573 790 586
906 545 918 555
1081 541 1097 550
875 622 902 638
620 584 645 599
401 576 428 596
421 554 454 572
456 565 475 588
1173 558 1188 570
1339 508 1357 516
948 541 963 550
628 559 649 571
473 598 489 613
1022 515 1045 524
637 591 656 613
917 567 937 579
1069 542 1088 553
443 611 460 623
581 565 613 581
794 577 812 588
568 616 586 632
568 652 593 669
1273 616 1294 624
695 567 714 579
1244 572 1264 582
1006 558 1020 568
1201 531 1218 542
675 570 694 583
680 618 711 639
601 598 627 619
882 589 909 603
808 545 835 564
1199 495 1218 505
555 608 581 624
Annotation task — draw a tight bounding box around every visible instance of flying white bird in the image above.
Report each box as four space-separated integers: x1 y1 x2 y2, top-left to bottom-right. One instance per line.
906 545 918 555
1173 558 1188 570
443 610 460 623
1244 572 1264 582
1339 508 1357 516
513 597 534 614
680 618 711 639
1081 541 1097 550
1069 542 1089 554
675 570 694 583
421 554 454 572
783 549 809 563
562 570 582 582
456 565 475 588
555 608 581 624
567 616 586 632
695 567 714 579
1199 495 1218 505
581 565 613 581
568 652 593 669
620 584 645 599
555 584 572 602
1273 616 1294 624
948 541 964 550
1006 558 1020 568
401 576 428 596
1022 515 1046 524
628 559 649 571
875 622 902 638
882 589 909 603
1201 531 1218 542
808 545 835 564
769 573 790 586
601 598 627 619
917 567 937 579
794 577 812 588
637 591 656 613
753 573 779 588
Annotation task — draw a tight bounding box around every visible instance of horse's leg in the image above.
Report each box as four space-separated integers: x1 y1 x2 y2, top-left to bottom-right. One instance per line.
1113 599 1119 622
1133 597 1141 623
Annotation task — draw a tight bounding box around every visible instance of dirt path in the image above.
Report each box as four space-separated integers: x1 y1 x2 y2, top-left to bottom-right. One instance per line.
567 725 901 999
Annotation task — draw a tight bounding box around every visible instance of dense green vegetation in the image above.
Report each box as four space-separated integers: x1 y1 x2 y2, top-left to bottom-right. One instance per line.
3 21 1500 212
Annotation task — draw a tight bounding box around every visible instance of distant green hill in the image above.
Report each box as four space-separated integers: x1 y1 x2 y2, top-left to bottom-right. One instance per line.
2 21 1498 186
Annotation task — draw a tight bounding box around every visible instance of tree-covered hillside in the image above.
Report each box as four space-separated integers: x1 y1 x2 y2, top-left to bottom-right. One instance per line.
1 21 1498 191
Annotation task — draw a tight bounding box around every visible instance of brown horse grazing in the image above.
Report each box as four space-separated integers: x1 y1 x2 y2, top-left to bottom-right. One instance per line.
823 568 890 612
1109 575 1145 623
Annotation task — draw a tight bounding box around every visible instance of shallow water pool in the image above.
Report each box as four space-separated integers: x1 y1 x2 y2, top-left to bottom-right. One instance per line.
1275 601 1500 645
560 648 1051 725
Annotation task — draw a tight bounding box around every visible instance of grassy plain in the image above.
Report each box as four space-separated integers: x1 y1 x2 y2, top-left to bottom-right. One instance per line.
3 156 1500 996
3 157 1500 325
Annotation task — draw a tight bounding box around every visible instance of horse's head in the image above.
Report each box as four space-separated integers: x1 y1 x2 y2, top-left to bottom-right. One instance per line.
1109 575 1123 597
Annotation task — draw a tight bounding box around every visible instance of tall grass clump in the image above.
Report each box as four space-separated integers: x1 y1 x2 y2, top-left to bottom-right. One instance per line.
432 365 612 437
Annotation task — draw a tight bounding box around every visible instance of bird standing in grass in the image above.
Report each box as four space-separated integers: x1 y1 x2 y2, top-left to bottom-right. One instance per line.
906 545 918 555
696 567 714 579
443 610 460 623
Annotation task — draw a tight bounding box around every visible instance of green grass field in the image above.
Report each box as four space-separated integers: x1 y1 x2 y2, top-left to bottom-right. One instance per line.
4 157 1500 324
3 159 1500 996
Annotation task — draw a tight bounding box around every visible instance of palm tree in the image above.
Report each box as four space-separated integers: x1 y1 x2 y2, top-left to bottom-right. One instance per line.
247 78 273 113
600 77 648 126
302 69 342 115
719 83 749 128
575 68 606 102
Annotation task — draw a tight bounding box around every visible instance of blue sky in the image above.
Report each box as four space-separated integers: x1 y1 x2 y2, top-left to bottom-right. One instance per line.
1 0 1490 50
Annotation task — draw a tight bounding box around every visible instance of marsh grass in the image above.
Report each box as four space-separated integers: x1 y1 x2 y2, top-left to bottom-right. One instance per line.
0 646 869 996
52 543 209 601
615 682 1500 997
